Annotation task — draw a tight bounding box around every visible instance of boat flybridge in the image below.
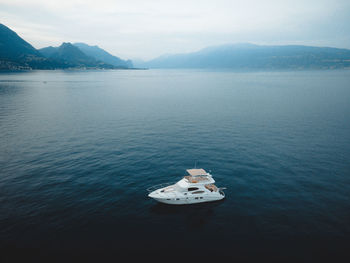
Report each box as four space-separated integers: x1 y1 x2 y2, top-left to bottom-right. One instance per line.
147 169 225 205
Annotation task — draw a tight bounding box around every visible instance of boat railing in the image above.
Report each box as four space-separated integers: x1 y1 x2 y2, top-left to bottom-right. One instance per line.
147 182 174 192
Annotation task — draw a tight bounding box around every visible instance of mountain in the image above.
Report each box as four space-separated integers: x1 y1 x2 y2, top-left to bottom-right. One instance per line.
0 23 134 70
2 22 350 71
73 43 133 68
0 23 56 70
38 42 116 69
140 43 350 69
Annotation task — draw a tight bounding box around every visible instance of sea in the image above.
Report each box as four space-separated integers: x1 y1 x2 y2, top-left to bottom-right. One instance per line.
0 69 349 262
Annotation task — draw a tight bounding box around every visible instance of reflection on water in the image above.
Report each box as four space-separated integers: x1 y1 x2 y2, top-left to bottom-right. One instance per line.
150 201 224 229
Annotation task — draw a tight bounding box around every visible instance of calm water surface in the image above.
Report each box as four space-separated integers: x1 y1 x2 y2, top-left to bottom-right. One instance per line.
0 69 350 261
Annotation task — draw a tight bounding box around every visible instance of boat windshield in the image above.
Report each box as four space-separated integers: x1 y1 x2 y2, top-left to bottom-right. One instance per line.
185 175 210 183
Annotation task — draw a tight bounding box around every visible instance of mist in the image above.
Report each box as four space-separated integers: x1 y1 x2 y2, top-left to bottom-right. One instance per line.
1 0 350 60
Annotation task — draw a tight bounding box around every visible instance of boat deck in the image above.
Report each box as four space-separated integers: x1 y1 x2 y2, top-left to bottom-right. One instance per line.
205 184 218 192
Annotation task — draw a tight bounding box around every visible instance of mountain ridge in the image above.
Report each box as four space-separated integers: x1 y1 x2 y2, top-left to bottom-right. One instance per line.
38 42 117 69
0 23 58 70
73 43 133 68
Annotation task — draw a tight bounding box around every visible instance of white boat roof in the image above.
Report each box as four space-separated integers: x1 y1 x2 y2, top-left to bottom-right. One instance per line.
186 168 207 176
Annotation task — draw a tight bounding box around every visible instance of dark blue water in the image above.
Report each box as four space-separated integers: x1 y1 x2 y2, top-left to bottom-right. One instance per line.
1 69 350 262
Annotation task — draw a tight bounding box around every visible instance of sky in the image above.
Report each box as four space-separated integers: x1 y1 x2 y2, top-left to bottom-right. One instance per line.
1 0 350 60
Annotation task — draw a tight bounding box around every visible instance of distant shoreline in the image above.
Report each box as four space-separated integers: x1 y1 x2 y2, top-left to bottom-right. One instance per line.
0 67 149 72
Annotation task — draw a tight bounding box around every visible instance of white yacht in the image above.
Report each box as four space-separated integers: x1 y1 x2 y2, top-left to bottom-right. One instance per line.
147 168 225 205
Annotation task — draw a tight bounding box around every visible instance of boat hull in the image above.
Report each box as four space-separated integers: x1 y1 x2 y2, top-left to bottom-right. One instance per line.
150 195 224 205
147 170 225 205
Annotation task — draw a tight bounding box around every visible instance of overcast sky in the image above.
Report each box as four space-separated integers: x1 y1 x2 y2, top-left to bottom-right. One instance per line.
1 0 350 60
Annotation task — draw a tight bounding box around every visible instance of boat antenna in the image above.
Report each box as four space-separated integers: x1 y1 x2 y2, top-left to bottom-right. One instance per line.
194 161 197 168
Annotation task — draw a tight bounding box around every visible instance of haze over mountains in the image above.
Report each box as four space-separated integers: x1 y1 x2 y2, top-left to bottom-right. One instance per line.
1 23 350 70
0 23 133 70
136 43 350 69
